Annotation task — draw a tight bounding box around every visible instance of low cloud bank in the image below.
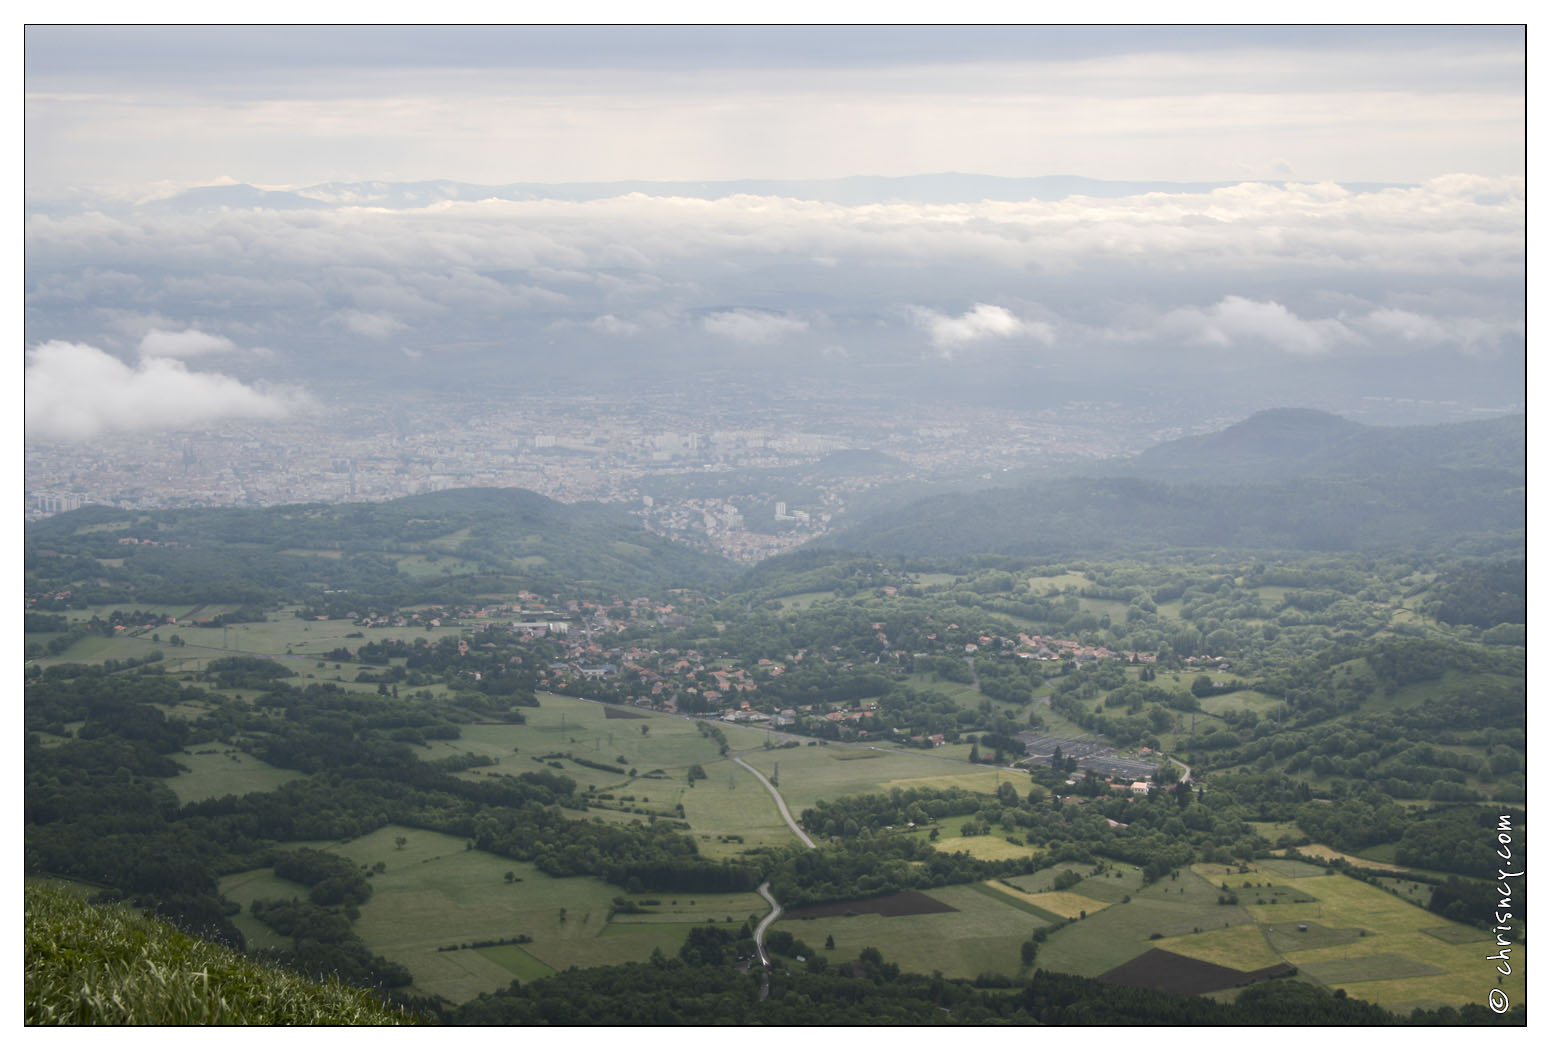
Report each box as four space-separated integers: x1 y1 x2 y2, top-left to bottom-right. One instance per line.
25 340 304 441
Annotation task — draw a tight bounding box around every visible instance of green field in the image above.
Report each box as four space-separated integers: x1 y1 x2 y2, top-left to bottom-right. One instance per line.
1024 573 1090 595
1036 865 1254 977
411 694 805 854
773 591 839 611
162 747 301 804
1244 872 1525 1010
1357 670 1518 716
474 943 554 980
880 770 1019 796
736 742 991 819
773 882 1037 980
1136 861 1528 1011
902 672 982 708
390 553 487 580
220 824 766 1004
1194 689 1284 717
679 758 803 855
1155 921 1283 972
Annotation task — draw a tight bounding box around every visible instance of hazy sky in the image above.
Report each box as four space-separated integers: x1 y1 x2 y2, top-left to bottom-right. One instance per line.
22 24 1527 441
25 25 1525 196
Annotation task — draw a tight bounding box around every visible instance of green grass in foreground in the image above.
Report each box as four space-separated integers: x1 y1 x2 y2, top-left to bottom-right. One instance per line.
25 882 420 1026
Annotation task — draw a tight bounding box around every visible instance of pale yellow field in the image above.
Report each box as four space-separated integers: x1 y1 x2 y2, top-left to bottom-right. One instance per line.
1275 843 1421 874
1154 923 1282 972
984 881 1108 919
932 835 1039 861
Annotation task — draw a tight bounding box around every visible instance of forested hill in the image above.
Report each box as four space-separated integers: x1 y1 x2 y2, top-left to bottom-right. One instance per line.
821 412 1524 560
25 487 735 606
1120 409 1524 485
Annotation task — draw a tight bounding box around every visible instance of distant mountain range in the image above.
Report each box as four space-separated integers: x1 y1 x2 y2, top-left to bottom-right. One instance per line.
1119 409 1524 484
824 410 1524 560
125 174 1415 214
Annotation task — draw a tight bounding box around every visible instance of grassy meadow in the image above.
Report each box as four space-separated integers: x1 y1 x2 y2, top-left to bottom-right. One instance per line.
735 742 995 819
162 747 301 804
773 882 1037 980
220 824 767 1004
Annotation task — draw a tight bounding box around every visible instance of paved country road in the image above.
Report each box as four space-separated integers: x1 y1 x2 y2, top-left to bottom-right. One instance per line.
731 752 816 849
752 882 782 1001
732 755 814 998
753 882 782 966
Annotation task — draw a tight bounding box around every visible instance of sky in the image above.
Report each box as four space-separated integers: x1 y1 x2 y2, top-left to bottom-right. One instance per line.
25 25 1526 195
20 23 1529 441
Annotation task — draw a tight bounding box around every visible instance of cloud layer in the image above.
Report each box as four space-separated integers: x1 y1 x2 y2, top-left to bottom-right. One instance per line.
22 175 1524 429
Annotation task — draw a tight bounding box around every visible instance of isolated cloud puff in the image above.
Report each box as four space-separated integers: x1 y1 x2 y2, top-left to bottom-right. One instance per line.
330 309 406 338
912 303 1052 353
137 327 238 358
589 314 642 337
1162 296 1358 356
1357 307 1514 356
701 309 808 344
25 340 301 441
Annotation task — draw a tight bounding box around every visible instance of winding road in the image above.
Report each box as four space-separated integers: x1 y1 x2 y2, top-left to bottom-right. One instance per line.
753 882 782 965
731 751 816 849
730 752 815 995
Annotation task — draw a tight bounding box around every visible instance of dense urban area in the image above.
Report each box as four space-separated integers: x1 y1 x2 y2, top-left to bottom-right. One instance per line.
27 386 1433 558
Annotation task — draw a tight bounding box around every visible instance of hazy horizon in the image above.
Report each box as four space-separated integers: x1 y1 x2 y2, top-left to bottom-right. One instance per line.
24 26 1525 451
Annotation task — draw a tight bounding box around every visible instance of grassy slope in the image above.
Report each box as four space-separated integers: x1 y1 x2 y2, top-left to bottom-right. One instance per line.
25 881 419 1025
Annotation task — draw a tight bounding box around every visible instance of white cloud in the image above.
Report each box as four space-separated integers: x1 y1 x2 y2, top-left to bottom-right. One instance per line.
21 178 1522 377
912 303 1051 354
1358 307 1518 357
330 310 406 338
25 340 303 441
137 327 238 358
701 309 808 344
1161 296 1360 356
589 314 641 337
1362 307 1449 344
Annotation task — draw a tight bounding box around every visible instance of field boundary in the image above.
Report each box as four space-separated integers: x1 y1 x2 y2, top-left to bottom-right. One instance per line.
963 881 1064 924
